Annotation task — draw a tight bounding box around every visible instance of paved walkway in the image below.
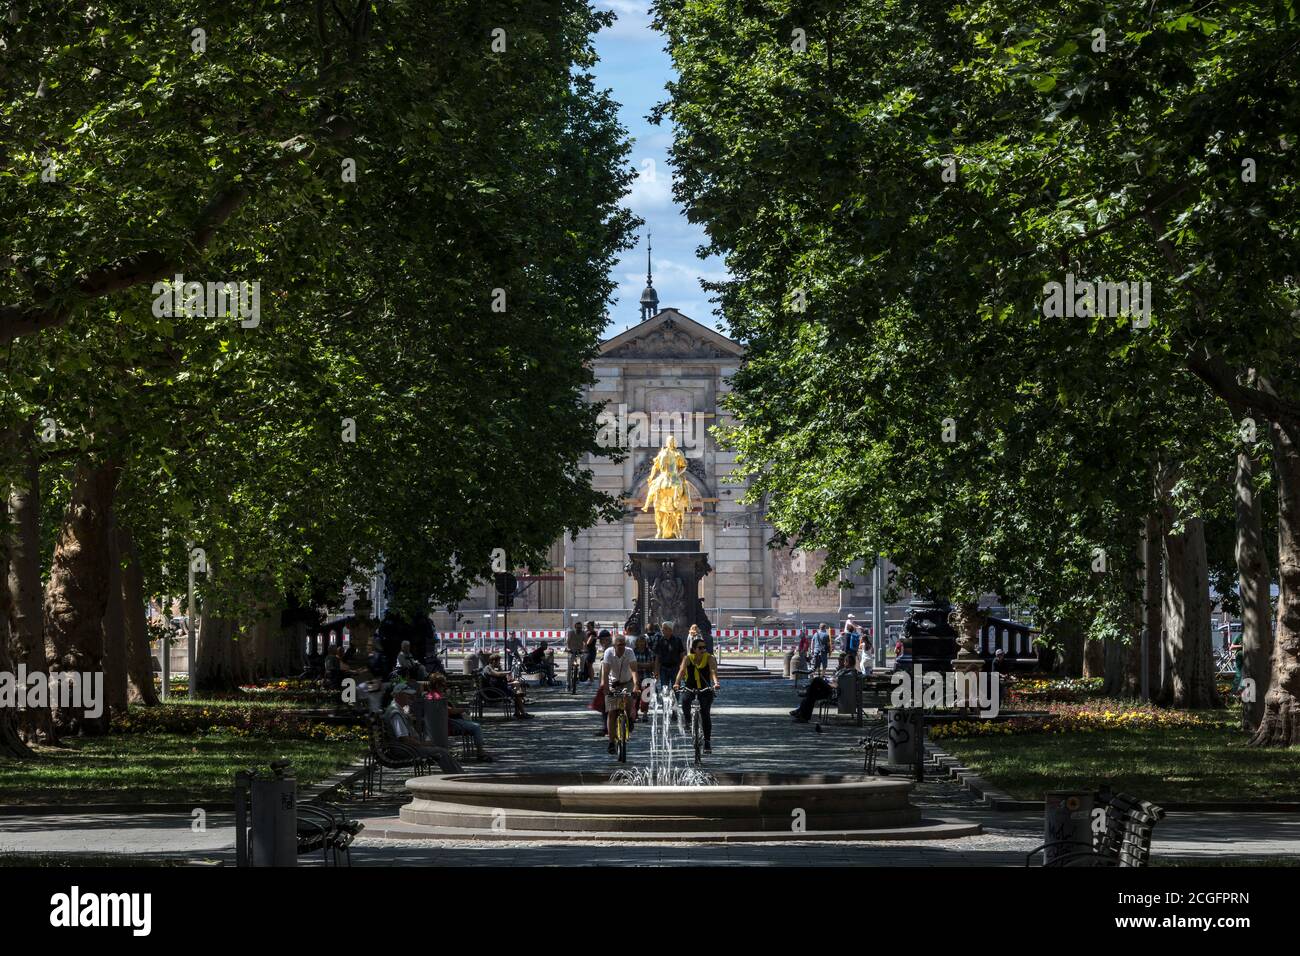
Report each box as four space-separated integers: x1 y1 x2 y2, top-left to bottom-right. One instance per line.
2 671 1297 865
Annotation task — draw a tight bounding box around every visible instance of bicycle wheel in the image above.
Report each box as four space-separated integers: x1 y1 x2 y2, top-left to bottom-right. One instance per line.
692 706 703 765
617 710 628 763
567 659 577 695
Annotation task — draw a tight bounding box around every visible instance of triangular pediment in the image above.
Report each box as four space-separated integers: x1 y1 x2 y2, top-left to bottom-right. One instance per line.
600 309 744 361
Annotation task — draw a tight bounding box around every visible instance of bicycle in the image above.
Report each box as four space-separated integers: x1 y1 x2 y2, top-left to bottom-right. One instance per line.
567 653 581 695
676 685 719 765
608 688 635 763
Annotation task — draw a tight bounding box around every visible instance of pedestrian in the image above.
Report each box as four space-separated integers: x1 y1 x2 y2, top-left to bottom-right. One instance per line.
583 621 599 682
812 623 831 676
655 622 685 693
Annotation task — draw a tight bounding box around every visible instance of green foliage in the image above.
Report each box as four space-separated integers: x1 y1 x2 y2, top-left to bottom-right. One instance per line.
1 1 638 622
655 0 1299 631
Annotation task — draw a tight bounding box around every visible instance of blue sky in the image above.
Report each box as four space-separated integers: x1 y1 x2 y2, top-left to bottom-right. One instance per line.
591 1 729 337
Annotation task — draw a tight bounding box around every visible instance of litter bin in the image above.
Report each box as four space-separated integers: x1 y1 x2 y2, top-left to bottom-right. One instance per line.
783 651 794 678
1042 790 1095 865
885 707 923 766
235 763 298 867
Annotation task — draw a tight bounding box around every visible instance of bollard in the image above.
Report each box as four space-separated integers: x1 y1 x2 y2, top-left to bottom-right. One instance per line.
250 763 298 867
1043 791 1095 865
783 651 794 679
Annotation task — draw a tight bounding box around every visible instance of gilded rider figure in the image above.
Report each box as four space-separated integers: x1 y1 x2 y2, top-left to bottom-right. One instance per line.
643 435 690 539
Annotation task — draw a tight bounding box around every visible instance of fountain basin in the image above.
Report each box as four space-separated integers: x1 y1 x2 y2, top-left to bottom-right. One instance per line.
393 771 981 841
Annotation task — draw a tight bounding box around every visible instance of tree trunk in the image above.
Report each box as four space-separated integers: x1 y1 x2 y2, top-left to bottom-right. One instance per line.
44 458 118 735
1111 525 1146 698
250 607 310 680
1083 638 1105 678
101 511 129 719
1052 616 1085 677
1159 513 1221 708
7 436 54 742
117 525 160 706
1142 510 1163 699
283 618 305 675
1235 439 1273 730
1102 636 1130 697
0 498 32 758
0 615 32 757
194 567 247 693
1251 421 1300 746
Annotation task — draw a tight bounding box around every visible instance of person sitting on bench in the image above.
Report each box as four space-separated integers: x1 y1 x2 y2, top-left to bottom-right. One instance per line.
384 682 463 772
524 641 554 683
483 654 532 719
427 673 492 762
790 653 855 722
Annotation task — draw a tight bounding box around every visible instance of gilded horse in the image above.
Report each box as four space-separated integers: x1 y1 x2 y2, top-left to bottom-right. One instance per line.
643 436 691 539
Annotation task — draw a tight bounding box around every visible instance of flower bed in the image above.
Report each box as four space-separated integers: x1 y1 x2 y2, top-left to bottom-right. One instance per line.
928 700 1211 739
111 704 363 743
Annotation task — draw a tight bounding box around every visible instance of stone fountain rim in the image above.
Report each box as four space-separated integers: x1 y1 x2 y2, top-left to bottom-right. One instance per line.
405 770 915 798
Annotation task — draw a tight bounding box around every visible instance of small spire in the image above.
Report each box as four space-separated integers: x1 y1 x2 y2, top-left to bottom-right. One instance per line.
639 230 659 322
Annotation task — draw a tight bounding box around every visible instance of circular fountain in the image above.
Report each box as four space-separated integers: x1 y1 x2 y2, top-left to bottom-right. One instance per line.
377 686 979 843
388 771 980 842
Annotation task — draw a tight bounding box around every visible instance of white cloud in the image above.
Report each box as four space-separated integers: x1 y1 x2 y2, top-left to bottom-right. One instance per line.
623 156 674 210
595 0 655 38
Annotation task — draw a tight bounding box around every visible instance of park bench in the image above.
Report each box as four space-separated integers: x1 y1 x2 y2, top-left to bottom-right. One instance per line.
512 653 557 686
472 672 520 720
234 764 364 867
296 799 364 867
1025 790 1166 867
856 724 889 773
361 712 437 798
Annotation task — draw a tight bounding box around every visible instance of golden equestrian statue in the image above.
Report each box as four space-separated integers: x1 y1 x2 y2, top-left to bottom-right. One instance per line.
643 435 691 539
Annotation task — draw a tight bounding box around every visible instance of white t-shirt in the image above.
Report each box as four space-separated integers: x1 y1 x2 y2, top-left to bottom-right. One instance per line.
603 646 637 684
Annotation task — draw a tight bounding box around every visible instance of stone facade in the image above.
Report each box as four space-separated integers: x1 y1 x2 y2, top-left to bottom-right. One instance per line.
433 308 877 631
562 309 868 626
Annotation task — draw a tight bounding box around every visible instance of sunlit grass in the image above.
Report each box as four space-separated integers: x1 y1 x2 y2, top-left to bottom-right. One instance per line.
0 734 364 805
940 713 1300 802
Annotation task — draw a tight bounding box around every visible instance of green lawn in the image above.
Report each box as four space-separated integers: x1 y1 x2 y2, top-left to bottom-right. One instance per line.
0 733 364 805
938 715 1300 803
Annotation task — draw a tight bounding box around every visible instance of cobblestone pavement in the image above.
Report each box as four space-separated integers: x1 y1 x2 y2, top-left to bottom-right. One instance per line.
2 668 1297 866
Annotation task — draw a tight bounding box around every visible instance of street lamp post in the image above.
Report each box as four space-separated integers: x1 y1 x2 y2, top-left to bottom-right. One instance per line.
873 557 887 669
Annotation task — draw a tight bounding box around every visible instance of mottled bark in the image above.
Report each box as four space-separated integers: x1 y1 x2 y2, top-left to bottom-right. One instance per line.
1083 638 1105 679
0 500 31 758
1251 421 1300 746
194 566 248 693
7 436 53 742
1142 510 1163 698
117 525 159 706
1234 439 1273 730
246 606 303 679
102 513 129 718
1159 513 1220 709
44 458 118 735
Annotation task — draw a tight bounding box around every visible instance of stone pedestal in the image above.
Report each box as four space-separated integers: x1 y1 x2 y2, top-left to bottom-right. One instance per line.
351 596 376 661
950 658 985 708
625 539 713 649
893 596 957 674
948 602 985 709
